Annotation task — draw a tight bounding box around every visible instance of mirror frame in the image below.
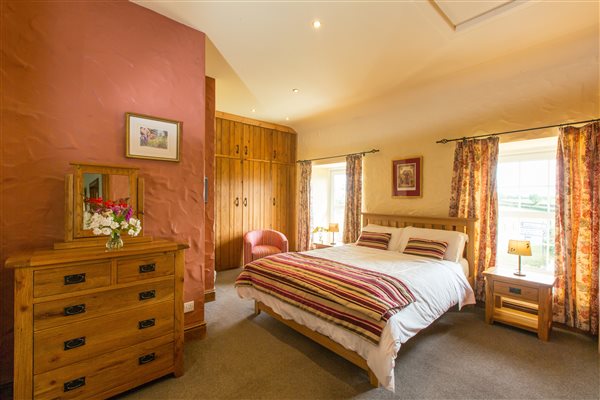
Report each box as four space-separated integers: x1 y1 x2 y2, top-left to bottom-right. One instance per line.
70 162 143 240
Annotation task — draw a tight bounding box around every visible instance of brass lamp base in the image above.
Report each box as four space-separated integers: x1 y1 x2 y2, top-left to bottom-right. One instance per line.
513 256 526 277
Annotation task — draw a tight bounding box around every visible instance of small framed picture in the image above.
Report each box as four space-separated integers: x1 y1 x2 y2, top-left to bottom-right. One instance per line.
126 112 181 162
392 156 422 197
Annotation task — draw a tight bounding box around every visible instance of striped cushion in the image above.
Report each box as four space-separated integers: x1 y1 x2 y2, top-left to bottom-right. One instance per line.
356 231 392 250
403 237 448 260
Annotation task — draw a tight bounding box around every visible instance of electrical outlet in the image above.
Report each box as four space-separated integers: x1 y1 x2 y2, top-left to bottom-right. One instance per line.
183 301 194 313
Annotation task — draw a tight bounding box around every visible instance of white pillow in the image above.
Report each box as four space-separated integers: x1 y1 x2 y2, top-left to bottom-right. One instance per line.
361 224 405 251
398 226 468 263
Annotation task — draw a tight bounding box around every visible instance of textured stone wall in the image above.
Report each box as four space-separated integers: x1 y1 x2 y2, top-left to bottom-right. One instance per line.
1 0 206 384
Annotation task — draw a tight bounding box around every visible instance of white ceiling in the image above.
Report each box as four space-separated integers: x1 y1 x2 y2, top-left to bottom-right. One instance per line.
134 1 599 127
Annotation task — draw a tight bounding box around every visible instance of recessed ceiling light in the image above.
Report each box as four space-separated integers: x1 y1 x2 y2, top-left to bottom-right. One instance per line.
292 88 299 93
251 108 256 113
285 117 290 121
312 20 321 29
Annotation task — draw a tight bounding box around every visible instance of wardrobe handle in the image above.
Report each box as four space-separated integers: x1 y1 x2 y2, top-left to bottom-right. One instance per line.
234 197 239 207
272 198 276 206
243 197 248 207
273 150 277 159
244 146 248 156
235 144 239 154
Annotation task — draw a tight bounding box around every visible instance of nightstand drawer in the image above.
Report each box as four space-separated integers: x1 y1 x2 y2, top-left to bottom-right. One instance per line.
34 261 111 298
494 281 538 302
117 253 174 283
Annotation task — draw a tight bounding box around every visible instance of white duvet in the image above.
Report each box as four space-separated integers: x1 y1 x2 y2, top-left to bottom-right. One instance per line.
236 244 476 391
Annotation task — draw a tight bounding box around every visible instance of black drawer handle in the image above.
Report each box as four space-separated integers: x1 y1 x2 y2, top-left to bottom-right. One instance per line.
64 336 86 351
139 263 156 273
64 273 86 285
64 304 86 316
138 352 156 365
509 287 522 295
64 377 85 392
138 318 155 330
139 290 156 301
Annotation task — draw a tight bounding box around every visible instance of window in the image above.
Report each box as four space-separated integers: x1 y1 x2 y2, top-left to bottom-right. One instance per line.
330 168 346 236
496 137 557 274
310 162 346 244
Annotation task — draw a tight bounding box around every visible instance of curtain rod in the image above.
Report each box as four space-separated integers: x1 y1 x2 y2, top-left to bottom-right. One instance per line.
436 118 599 144
297 148 379 163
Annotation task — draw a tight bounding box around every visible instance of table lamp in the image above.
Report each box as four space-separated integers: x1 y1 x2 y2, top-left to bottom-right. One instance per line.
328 223 339 245
508 239 531 276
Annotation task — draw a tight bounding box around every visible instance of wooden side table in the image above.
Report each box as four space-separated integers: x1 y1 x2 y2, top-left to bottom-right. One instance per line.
483 267 556 341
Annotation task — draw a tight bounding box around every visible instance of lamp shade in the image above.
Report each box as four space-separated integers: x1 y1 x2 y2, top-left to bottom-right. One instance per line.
507 240 532 256
328 223 339 233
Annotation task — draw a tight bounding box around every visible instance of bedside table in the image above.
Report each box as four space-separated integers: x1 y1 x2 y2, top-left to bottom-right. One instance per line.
483 267 556 341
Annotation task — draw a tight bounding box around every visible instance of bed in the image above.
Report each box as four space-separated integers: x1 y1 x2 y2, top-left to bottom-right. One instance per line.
236 213 477 391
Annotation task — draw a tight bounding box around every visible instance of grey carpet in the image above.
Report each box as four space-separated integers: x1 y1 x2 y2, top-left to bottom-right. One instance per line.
118 268 599 400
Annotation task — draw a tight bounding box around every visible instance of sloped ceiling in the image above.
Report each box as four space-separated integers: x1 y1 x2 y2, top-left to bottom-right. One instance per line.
134 1 599 126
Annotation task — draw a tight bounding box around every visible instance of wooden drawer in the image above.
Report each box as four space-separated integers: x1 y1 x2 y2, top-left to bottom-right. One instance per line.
34 261 111 298
34 335 174 400
494 281 538 302
34 300 174 374
117 253 174 283
34 279 174 331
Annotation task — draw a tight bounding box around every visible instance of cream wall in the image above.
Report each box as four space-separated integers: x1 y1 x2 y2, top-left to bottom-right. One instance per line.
296 27 599 217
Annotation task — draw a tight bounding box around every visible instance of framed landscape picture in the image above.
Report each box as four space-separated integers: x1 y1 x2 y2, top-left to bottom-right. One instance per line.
392 156 422 197
126 112 181 162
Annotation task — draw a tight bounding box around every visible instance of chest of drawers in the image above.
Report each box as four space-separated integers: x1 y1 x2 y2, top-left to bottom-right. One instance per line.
7 240 187 399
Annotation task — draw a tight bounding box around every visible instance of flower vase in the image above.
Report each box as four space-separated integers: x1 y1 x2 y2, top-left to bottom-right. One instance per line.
106 231 124 250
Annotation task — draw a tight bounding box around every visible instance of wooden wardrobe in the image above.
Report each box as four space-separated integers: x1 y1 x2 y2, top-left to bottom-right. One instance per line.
215 112 297 270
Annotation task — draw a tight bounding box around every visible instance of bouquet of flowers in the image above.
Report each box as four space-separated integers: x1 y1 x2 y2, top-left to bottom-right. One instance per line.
84 198 142 249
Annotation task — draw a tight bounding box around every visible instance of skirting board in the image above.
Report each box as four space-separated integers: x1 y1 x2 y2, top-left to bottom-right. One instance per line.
184 321 207 341
204 289 216 303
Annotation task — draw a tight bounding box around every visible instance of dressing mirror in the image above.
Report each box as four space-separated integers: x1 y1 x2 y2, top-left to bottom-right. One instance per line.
59 162 146 247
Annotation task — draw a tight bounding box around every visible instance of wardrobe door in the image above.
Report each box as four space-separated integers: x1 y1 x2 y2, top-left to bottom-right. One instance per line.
216 118 243 158
242 160 272 234
271 163 294 242
243 124 272 161
215 157 243 270
271 130 294 164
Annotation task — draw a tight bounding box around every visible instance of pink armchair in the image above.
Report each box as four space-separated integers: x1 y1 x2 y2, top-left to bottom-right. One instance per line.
243 229 289 265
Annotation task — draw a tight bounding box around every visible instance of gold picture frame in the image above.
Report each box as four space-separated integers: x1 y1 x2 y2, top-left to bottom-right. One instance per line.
126 112 182 162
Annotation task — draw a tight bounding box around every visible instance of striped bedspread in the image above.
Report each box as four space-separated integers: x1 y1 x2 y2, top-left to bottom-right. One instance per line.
235 252 416 344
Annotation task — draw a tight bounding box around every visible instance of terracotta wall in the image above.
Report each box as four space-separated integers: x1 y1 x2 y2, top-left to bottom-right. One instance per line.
1 0 206 384
205 77 216 297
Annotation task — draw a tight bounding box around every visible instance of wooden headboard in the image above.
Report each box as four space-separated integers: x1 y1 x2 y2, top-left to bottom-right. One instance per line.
362 213 477 286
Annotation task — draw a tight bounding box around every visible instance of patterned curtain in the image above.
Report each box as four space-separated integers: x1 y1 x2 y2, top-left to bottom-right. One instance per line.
297 161 312 252
343 154 363 243
554 122 599 334
449 137 499 300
